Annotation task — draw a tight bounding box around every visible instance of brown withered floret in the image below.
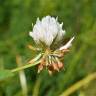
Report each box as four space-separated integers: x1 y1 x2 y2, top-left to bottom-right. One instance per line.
37 58 46 73
37 50 66 75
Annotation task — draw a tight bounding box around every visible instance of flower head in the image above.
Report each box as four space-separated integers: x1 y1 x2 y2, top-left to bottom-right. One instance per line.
29 16 65 47
29 16 74 75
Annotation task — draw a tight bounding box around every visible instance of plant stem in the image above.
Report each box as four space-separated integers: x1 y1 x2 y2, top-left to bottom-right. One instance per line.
59 72 96 96
11 60 41 73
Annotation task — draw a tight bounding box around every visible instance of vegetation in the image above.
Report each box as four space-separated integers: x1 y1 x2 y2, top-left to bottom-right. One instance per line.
0 0 96 96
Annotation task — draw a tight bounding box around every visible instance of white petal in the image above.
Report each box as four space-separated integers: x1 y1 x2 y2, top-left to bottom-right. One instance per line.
29 31 32 37
59 36 75 50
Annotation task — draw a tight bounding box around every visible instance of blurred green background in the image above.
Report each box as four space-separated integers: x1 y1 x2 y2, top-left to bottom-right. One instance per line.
0 0 96 96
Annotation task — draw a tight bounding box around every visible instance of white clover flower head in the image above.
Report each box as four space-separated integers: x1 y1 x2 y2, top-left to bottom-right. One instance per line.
29 16 75 75
29 16 65 47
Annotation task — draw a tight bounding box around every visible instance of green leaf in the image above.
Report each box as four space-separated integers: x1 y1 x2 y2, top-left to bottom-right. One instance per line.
0 70 14 81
